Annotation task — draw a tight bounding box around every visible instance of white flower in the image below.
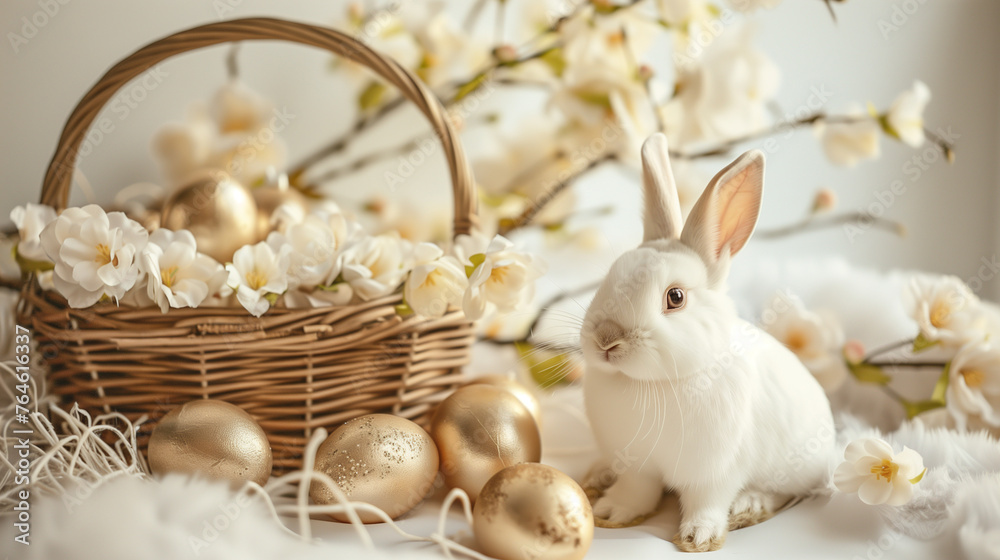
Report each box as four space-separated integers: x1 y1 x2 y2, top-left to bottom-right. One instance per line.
817 113 881 167
833 438 925 506
152 111 214 185
727 0 783 11
407 8 490 90
657 0 721 44
266 215 340 290
39 205 148 308
226 242 290 317
340 232 410 301
460 234 545 321
152 80 286 187
10 203 57 263
946 341 1000 431
886 80 931 147
265 207 363 309
762 292 848 392
332 3 421 90
662 25 780 146
142 229 227 313
905 275 984 347
209 80 272 136
404 243 468 318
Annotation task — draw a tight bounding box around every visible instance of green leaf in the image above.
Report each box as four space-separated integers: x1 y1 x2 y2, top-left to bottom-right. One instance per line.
264 292 280 305
573 90 612 109
909 468 927 484
315 283 344 293
13 245 54 274
849 362 892 385
465 253 486 278
515 342 573 388
931 363 950 404
913 333 939 353
452 73 489 102
878 113 900 141
902 399 945 419
395 302 414 316
358 81 387 111
539 48 567 77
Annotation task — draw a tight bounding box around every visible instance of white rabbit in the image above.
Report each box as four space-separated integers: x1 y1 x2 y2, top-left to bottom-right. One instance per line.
581 133 835 552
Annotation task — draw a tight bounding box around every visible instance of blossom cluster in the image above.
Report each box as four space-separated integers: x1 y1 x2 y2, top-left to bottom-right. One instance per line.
11 203 544 319
325 1 936 238
764 274 1000 436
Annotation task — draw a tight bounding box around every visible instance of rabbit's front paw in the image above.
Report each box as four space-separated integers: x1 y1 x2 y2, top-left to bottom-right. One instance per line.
729 490 778 530
673 518 727 553
581 459 616 499
592 475 661 527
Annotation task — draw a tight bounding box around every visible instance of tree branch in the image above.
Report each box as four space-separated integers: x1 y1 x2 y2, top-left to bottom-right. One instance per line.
499 153 615 235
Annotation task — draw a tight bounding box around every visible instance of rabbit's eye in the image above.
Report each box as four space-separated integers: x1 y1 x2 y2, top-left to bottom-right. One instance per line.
663 287 685 311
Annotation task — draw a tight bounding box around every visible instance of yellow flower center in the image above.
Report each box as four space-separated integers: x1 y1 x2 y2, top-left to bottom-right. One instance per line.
870 458 899 483
785 329 808 353
488 265 510 286
421 269 441 289
95 244 119 267
929 300 950 328
161 266 179 289
245 268 268 291
962 368 985 389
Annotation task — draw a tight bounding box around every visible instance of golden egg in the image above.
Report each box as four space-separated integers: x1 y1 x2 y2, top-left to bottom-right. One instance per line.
160 171 260 263
148 399 272 487
474 463 594 560
310 414 440 523
430 385 541 502
251 183 309 237
464 374 543 428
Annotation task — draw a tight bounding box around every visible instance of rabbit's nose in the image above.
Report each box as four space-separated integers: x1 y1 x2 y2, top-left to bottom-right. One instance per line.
598 340 624 361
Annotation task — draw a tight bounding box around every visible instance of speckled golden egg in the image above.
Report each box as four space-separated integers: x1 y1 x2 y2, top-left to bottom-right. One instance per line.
160 171 259 263
430 385 541 502
310 414 440 523
473 463 594 560
148 399 272 487
464 374 543 428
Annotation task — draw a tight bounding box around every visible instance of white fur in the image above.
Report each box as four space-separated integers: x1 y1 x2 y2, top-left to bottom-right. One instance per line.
0 474 436 560
836 416 1000 559
581 135 834 550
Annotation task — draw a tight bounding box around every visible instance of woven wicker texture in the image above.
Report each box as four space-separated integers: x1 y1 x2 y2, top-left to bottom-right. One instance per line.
20 18 479 472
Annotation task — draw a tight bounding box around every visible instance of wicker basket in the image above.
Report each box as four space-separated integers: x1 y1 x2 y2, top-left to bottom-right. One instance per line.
17 18 479 473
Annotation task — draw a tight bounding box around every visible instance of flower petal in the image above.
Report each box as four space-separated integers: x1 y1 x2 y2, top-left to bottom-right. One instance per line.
886 475 915 506
858 477 892 505
833 462 864 493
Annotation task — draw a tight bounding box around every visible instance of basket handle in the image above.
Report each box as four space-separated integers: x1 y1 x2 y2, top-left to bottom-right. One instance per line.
39 17 477 236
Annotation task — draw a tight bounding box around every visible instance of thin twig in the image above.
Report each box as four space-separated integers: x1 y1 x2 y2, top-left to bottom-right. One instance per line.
310 136 426 185
226 43 241 80
670 113 856 159
862 338 916 362
481 280 600 346
287 97 406 181
499 153 615 235
754 212 905 240
867 361 946 369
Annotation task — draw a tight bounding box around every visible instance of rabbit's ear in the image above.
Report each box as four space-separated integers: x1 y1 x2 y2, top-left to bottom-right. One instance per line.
681 149 764 262
641 133 684 242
